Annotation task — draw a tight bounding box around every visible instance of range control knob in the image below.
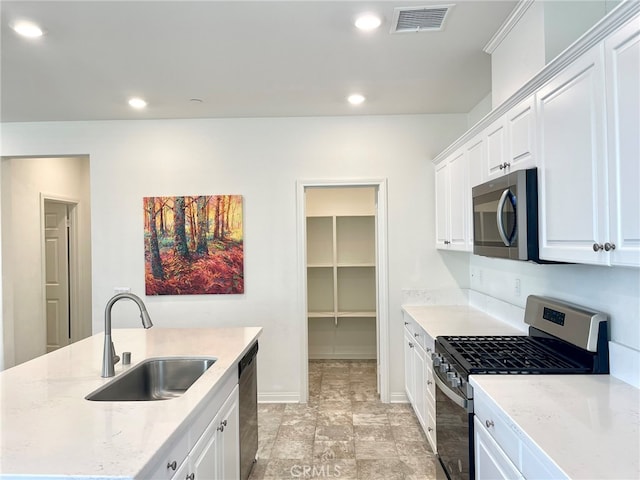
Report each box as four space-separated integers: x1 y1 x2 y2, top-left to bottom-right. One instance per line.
431 354 442 367
439 362 450 373
447 371 461 388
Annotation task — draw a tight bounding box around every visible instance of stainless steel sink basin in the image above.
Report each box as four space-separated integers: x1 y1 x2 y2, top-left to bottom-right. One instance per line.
86 357 217 401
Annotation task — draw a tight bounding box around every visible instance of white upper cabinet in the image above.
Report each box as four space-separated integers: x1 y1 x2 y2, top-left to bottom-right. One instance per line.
435 149 472 251
431 5 639 267
484 117 508 180
605 16 640 267
506 96 537 172
537 13 639 267
537 44 608 265
484 96 537 182
467 135 485 189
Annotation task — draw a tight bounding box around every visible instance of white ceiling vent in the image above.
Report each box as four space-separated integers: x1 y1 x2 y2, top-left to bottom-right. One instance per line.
390 5 454 34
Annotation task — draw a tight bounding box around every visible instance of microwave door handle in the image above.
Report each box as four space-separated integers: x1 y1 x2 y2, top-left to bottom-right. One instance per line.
496 188 511 246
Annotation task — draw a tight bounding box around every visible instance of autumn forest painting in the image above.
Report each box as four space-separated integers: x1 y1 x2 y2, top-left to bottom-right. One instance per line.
144 195 244 295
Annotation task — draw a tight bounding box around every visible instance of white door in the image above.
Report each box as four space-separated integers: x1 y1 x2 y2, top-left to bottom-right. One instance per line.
44 201 70 352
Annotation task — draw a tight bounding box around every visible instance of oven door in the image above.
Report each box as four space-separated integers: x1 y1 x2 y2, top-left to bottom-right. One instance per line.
434 370 473 480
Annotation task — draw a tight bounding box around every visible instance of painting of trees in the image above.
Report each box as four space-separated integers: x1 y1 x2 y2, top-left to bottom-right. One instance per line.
143 195 243 295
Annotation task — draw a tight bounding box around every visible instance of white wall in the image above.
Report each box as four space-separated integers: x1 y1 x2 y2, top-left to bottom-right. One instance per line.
543 1 609 62
490 0 616 109
1 156 92 367
467 93 492 129
491 2 546 108
0 114 469 400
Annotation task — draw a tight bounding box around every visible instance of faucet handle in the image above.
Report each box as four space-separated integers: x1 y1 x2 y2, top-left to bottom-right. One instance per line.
111 341 120 366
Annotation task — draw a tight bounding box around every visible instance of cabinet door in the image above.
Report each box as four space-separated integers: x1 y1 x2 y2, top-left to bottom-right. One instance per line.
218 386 240 480
485 118 507 180
537 44 608 264
448 150 470 251
413 343 428 429
190 413 220 480
605 16 640 267
474 417 524 480
506 97 536 171
404 328 415 404
467 136 485 188
435 160 450 249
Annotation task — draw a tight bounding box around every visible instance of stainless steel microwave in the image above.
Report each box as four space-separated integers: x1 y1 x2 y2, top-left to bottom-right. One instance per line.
472 168 541 261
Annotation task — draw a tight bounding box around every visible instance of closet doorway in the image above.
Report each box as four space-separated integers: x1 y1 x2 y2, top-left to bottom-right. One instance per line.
297 180 389 403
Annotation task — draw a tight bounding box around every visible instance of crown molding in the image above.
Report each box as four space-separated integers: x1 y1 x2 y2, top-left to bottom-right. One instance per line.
484 0 536 54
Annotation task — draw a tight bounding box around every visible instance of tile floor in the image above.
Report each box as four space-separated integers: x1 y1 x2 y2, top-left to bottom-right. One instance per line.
248 360 438 480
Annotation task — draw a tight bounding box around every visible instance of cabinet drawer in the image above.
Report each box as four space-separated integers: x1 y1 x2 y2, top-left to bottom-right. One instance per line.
473 389 520 468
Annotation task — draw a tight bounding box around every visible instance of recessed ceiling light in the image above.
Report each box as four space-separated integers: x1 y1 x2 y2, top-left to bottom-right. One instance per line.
355 13 382 31
12 21 44 38
128 97 147 109
348 94 366 105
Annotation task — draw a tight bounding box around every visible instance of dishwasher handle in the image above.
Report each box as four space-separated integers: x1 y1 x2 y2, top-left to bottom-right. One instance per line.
239 341 259 378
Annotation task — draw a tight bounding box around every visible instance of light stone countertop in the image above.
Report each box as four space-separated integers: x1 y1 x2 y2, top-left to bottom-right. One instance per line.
470 375 640 480
0 327 262 478
401 304 526 338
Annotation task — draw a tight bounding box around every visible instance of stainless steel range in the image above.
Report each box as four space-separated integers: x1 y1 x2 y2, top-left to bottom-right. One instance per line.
432 295 609 480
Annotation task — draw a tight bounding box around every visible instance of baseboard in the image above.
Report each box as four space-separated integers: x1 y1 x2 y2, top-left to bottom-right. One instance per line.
258 392 300 403
308 353 377 360
389 391 409 403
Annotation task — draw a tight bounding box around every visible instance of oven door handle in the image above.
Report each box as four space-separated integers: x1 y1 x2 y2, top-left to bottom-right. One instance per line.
434 372 468 409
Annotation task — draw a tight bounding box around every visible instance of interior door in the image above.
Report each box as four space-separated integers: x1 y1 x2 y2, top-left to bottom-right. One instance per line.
44 201 70 352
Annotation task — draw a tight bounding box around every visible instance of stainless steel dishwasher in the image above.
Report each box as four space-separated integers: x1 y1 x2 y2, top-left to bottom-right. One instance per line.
238 341 258 480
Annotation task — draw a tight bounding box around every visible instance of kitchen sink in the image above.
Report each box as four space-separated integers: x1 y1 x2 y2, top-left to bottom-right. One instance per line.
86 357 217 401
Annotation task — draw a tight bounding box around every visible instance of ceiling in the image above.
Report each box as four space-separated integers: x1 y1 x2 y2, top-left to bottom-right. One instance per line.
1 1 518 122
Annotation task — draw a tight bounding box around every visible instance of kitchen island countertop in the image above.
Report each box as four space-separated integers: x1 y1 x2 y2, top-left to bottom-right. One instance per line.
0 327 261 478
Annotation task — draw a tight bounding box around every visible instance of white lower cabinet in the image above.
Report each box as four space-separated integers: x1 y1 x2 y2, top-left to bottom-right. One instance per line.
147 383 239 480
187 385 239 480
474 417 523 480
474 388 567 480
403 314 436 453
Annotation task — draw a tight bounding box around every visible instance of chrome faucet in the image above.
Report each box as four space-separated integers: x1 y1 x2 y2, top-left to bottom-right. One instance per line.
102 292 153 377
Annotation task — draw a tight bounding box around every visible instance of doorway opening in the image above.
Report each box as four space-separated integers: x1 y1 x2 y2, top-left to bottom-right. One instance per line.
297 179 389 403
1 156 92 368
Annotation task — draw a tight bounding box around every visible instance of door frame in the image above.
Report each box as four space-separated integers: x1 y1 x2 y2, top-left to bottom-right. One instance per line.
40 195 82 345
296 179 389 403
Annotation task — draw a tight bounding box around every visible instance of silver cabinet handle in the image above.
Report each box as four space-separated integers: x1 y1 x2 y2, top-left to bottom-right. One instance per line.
427 380 432 385
414 333 420 338
485 419 494 428
604 242 616 251
408 342 414 348
498 162 511 170
167 461 177 471
428 427 433 432
404 321 409 326
443 240 450 245
186 474 195 480
593 243 604 252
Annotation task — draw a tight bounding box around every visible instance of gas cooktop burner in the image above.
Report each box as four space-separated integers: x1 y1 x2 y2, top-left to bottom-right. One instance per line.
439 335 591 374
